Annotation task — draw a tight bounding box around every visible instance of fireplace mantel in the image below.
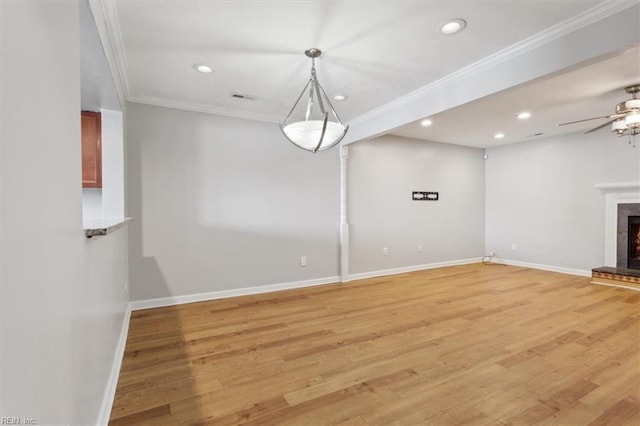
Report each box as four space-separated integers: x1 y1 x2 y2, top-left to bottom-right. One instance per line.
595 182 640 192
596 182 640 267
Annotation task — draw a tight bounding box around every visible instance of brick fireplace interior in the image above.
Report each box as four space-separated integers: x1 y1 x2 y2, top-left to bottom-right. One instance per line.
617 204 640 270
628 216 640 270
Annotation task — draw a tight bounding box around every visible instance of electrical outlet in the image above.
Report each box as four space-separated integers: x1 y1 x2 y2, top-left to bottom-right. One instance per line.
489 251 495 256
511 243 517 250
383 247 389 256
300 256 307 267
418 244 423 252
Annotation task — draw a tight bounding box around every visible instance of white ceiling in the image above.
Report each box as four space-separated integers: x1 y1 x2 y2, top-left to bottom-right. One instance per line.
89 0 640 147
392 46 640 148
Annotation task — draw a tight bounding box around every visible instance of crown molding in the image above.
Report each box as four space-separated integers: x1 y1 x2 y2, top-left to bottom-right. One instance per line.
88 1 131 111
91 0 283 122
94 0 637 124
128 95 282 123
348 0 639 129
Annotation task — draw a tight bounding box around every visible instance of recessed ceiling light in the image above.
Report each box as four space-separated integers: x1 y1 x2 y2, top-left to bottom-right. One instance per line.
333 94 348 101
438 18 467 35
517 111 531 119
194 64 214 74
494 133 505 139
420 119 433 127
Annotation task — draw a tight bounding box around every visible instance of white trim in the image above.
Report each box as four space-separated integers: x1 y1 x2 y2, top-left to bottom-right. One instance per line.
128 96 281 124
96 303 131 426
348 258 482 281
499 259 591 277
130 276 340 311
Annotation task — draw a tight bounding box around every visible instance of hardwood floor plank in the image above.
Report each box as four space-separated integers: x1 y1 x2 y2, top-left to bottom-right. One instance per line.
109 404 171 426
109 264 640 425
587 399 640 426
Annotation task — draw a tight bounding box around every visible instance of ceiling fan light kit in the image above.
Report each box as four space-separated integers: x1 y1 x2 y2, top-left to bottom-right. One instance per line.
280 48 349 153
559 84 640 147
611 86 640 146
624 111 640 126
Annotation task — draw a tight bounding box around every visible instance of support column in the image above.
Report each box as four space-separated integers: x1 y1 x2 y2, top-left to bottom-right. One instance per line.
339 145 350 282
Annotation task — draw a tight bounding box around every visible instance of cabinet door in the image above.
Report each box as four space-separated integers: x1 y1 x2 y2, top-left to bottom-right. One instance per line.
81 111 102 188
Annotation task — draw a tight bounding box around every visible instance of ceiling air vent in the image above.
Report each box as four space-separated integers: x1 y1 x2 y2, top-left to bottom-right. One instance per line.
231 93 257 101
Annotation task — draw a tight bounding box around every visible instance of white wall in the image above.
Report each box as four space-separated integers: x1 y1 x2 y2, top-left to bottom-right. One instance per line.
1 2 129 424
126 103 340 301
83 189 103 218
486 131 640 272
348 135 486 275
101 109 125 218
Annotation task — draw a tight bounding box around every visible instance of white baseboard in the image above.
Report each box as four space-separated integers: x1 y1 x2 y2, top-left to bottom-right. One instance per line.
499 259 591 277
348 258 482 281
96 303 132 426
130 275 341 311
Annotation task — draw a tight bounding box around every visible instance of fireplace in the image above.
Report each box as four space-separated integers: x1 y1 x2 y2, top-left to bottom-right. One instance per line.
617 204 640 270
592 184 640 291
629 216 640 269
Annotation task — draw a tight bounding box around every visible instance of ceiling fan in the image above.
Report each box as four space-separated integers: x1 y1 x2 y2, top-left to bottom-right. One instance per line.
558 84 640 145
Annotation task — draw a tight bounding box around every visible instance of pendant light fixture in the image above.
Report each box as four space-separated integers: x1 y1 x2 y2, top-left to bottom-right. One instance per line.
280 48 349 153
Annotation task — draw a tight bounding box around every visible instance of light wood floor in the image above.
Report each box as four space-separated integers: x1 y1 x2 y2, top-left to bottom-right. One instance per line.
109 264 640 425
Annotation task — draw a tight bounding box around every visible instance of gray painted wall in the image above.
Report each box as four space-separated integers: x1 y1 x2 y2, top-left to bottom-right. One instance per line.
486 131 640 271
1 2 129 424
126 103 340 301
348 135 486 274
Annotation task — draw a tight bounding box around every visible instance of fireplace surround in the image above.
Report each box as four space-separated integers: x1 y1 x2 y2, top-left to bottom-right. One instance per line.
592 183 640 291
596 182 640 267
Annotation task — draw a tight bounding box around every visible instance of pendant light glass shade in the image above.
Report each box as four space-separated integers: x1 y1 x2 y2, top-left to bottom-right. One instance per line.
280 48 348 153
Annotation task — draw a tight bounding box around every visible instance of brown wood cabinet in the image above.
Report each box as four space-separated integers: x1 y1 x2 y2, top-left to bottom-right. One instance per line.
81 111 102 188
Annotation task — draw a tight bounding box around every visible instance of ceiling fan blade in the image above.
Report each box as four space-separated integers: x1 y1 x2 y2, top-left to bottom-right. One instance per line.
558 115 613 126
584 118 617 134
